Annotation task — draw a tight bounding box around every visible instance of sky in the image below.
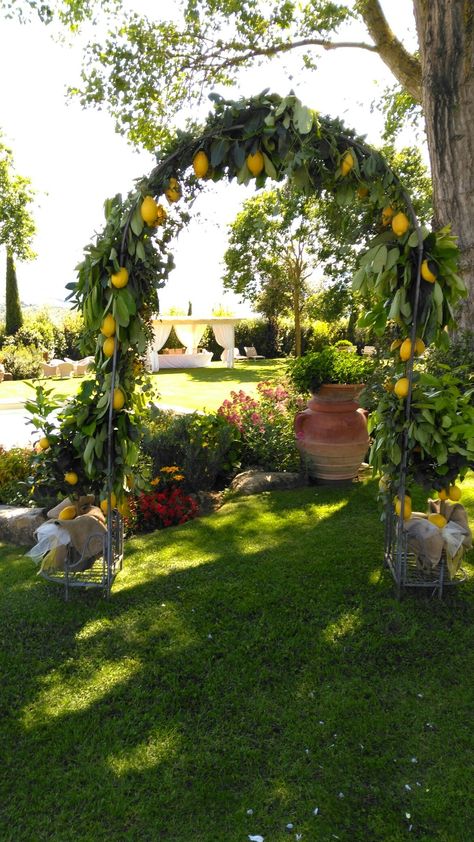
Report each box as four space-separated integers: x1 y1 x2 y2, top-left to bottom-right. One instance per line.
0 1 419 318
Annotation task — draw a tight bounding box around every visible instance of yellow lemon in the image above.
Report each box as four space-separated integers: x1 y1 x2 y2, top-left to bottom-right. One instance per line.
378 474 391 492
414 338 426 356
390 339 402 352
421 259 437 283
448 485 462 501
100 492 117 514
103 337 116 358
141 195 159 224
392 212 410 237
394 377 410 398
59 505 77 521
101 314 116 337
246 151 264 177
395 495 412 519
64 471 78 485
340 151 354 176
384 379 395 392
381 206 394 226
357 184 369 198
399 337 425 361
437 488 448 501
155 204 167 224
111 267 129 288
428 513 447 529
165 178 181 203
38 436 50 450
117 499 130 518
113 388 125 411
193 150 209 179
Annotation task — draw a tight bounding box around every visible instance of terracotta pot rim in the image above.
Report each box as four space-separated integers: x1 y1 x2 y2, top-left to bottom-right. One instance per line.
312 382 365 401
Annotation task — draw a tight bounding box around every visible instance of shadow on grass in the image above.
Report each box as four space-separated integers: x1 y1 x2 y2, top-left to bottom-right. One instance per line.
1 481 474 841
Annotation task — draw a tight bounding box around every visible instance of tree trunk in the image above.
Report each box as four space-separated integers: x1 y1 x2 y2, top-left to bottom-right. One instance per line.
5 249 23 336
293 283 301 357
413 1 474 330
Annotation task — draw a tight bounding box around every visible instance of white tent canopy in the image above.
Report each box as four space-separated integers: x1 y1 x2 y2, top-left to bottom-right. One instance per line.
149 316 240 370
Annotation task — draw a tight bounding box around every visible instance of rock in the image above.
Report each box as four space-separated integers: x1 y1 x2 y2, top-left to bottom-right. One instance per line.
230 470 307 496
0 505 46 546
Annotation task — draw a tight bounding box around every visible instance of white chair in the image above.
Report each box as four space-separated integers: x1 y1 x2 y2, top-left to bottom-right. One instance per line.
41 363 59 378
244 346 265 360
57 361 75 378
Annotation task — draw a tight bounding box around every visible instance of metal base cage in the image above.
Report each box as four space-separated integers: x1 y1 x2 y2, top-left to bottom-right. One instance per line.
384 506 467 599
39 510 124 600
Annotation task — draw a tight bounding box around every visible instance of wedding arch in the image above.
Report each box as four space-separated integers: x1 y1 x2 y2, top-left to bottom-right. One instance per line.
39 90 466 586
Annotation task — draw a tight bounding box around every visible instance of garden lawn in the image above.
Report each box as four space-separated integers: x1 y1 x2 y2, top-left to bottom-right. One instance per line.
0 360 287 412
1 476 474 842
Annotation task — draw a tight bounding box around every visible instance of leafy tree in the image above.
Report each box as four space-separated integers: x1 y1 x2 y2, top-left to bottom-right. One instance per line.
5 252 22 335
0 136 36 335
223 187 320 356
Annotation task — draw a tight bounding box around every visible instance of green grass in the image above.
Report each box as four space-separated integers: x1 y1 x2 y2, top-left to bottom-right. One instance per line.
1 476 474 841
0 360 287 411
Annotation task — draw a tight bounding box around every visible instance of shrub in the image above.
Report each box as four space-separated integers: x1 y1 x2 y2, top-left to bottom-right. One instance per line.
287 346 375 395
0 446 34 504
217 382 304 472
423 329 474 395
0 340 43 380
132 466 199 532
141 407 241 491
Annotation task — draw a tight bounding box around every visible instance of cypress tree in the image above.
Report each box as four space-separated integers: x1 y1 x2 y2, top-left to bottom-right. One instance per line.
5 249 23 335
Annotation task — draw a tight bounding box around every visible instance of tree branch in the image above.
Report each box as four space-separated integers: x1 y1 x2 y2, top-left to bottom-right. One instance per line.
356 0 422 102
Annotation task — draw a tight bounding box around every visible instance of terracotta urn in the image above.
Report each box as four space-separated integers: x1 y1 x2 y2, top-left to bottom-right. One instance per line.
294 383 369 481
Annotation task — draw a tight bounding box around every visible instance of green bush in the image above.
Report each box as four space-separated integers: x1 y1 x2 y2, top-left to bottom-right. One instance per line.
141 407 241 491
287 346 375 395
423 329 474 395
0 340 43 380
0 446 34 504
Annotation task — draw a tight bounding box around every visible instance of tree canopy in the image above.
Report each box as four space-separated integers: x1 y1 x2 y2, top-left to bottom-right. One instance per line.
0 136 36 261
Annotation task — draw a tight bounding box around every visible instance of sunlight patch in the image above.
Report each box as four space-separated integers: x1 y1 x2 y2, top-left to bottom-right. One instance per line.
107 729 180 775
21 657 141 729
368 568 382 585
322 609 362 644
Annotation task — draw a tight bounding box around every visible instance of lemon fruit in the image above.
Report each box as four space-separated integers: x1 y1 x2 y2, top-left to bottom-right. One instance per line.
381 206 394 226
428 513 447 529
155 204 167 224
38 436 50 450
117 499 130 518
246 151 264 177
113 388 125 411
193 150 209 179
421 259 437 283
103 337 116 358
101 314 116 337
357 184 369 198
165 178 181 203
395 495 412 519
448 485 462 501
340 151 354 176
100 492 117 514
394 377 410 398
399 337 425 361
141 195 159 224
392 212 410 237
59 505 77 521
437 488 448 501
111 267 129 288
390 339 402 352
64 471 78 485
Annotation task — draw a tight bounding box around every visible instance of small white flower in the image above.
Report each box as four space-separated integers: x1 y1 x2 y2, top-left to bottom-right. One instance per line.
246 809 254 816
296 835 302 840
405 812 411 820
313 807 319 815
248 836 264 842
405 784 412 791
411 757 418 763
338 792 345 799
207 633 213 639
286 823 294 830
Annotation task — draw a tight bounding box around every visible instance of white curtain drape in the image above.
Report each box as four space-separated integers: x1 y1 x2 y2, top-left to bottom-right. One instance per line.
174 324 207 353
212 323 235 368
148 322 173 372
